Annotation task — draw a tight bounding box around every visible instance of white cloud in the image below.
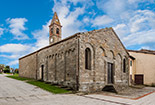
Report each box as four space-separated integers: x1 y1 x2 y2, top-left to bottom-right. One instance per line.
91 15 114 27
0 54 19 59
130 17 147 33
31 0 87 50
96 0 153 19
6 18 29 40
129 10 155 33
113 24 130 38
0 43 33 66
56 0 94 6
128 0 141 4
114 24 126 30
8 60 18 66
83 17 90 24
123 29 155 47
0 28 4 36
3 0 90 66
0 44 30 54
68 0 84 5
32 20 50 49
52 0 86 38
139 46 152 50
128 0 154 4
113 9 155 49
97 0 129 18
61 7 85 37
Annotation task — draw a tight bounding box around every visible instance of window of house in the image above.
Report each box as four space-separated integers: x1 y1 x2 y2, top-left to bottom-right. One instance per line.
85 48 91 70
56 28 59 34
130 61 132 66
123 58 126 73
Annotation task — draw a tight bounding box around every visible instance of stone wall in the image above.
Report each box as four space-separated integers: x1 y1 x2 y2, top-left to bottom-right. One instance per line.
19 28 129 92
78 28 129 92
19 36 79 90
36 36 79 90
19 52 37 79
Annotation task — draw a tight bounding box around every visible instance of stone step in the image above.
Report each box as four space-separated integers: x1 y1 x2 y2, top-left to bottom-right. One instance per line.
45 82 51 84
102 85 117 93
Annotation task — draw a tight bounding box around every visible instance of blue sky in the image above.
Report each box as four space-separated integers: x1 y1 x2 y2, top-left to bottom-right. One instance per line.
0 0 155 68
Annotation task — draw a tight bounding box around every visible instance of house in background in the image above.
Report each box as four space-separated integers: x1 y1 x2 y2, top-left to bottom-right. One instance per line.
128 49 155 86
128 55 135 85
0 64 5 73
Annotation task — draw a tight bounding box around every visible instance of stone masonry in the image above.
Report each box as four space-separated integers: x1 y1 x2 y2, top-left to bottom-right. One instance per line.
19 12 129 92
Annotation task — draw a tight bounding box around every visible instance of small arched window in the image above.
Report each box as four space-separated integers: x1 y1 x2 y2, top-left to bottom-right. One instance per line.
85 48 91 70
51 28 53 34
123 58 126 73
99 47 106 56
56 28 59 34
41 65 44 80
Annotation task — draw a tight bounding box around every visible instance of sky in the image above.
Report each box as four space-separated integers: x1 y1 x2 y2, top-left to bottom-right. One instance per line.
0 0 155 68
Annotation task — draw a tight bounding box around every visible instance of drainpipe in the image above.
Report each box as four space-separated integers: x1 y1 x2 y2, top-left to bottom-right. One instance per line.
36 52 38 80
77 36 80 91
76 36 80 91
46 56 48 81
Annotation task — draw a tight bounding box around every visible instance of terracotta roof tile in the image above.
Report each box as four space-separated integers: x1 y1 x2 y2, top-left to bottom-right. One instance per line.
128 49 155 55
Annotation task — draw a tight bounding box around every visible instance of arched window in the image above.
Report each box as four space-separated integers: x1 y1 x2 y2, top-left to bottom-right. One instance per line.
123 58 126 73
41 65 44 80
51 28 53 34
99 47 106 56
110 50 115 59
56 28 59 34
85 48 91 70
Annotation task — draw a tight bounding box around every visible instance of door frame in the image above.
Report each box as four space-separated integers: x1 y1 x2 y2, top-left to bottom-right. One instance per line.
135 74 144 85
107 62 114 84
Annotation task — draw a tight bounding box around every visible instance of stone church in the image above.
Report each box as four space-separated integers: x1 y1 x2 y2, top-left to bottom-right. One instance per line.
19 12 129 92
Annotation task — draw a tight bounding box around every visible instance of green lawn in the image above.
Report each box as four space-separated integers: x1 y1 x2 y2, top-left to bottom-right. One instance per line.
27 81 70 94
7 74 33 81
7 74 70 94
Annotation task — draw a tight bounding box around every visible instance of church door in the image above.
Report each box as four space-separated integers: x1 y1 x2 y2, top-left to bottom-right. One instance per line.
108 63 114 84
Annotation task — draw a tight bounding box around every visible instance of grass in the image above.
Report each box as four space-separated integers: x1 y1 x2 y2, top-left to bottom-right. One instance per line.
5 73 12 74
7 74 33 81
7 74 70 94
27 81 70 94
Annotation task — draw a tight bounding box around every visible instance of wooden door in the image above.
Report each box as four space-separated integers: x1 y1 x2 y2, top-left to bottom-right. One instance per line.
135 74 143 85
108 63 114 84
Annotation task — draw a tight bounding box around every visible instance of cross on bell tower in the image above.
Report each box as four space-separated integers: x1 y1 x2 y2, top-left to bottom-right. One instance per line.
49 12 62 44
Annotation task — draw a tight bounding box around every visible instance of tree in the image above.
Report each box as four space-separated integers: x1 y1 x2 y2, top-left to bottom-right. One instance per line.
14 68 19 74
3 66 10 73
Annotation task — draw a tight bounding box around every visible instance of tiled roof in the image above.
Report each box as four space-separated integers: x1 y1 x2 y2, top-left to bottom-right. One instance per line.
50 12 61 26
128 49 155 55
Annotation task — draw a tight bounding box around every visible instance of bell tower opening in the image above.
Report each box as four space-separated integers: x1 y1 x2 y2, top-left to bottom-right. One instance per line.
49 12 62 44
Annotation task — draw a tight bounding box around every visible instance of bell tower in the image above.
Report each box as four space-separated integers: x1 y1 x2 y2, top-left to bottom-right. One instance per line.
49 12 62 44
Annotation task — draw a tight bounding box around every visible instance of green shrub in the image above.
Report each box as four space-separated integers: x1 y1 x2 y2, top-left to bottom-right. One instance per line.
3 66 10 73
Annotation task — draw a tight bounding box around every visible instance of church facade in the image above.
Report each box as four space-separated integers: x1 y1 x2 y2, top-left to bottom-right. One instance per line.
19 12 129 92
